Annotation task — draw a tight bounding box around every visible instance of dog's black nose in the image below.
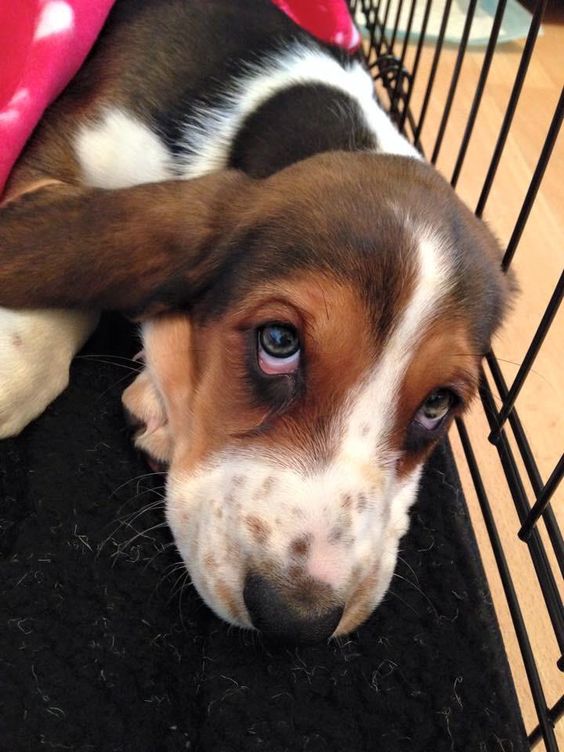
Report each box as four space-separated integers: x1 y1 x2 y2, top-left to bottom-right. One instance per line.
243 573 343 644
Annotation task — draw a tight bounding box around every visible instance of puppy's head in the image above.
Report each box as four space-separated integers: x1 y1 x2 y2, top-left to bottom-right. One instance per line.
123 153 513 642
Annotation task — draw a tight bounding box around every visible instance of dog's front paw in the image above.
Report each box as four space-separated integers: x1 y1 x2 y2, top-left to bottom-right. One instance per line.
0 309 97 438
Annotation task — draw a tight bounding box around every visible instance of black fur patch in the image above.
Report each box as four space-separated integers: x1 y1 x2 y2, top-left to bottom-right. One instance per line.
229 84 378 178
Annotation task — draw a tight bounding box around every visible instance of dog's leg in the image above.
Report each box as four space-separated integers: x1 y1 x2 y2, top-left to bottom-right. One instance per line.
0 170 248 436
0 182 98 437
0 306 98 437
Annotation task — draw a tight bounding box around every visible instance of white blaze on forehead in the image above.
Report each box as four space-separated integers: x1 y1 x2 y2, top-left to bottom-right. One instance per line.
338 224 454 463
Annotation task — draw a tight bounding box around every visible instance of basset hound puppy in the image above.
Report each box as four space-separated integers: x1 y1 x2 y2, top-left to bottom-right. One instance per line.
0 0 513 643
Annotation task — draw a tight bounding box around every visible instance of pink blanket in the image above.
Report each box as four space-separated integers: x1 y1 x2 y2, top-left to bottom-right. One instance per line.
0 0 359 196
0 1 115 194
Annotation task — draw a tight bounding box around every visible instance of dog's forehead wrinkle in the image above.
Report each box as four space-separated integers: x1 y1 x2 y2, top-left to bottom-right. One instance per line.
192 188 429 322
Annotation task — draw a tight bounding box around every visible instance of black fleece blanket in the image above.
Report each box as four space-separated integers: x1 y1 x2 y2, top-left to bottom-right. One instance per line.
1 316 526 752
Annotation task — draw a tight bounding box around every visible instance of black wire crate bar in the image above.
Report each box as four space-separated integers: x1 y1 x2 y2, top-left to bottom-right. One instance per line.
350 1 563 749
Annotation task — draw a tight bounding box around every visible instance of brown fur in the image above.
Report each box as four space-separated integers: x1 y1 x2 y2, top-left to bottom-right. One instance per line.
394 321 480 478
141 274 385 477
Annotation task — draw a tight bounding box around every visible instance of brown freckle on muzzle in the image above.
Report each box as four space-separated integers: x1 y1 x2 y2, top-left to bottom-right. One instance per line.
11 333 23 348
289 534 312 558
341 493 353 510
328 527 344 544
262 476 275 493
288 564 306 580
254 475 276 500
357 493 369 511
360 423 370 437
204 552 218 570
245 515 271 544
232 474 246 487
215 579 244 621
225 540 241 565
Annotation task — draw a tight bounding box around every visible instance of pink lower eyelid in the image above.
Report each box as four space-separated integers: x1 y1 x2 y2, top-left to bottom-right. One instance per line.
258 349 299 375
417 414 443 430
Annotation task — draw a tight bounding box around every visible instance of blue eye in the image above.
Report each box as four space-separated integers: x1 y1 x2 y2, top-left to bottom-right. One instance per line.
414 389 454 431
259 325 299 357
257 324 300 375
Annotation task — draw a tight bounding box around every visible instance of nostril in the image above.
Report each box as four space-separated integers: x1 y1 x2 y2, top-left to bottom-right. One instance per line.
243 573 344 644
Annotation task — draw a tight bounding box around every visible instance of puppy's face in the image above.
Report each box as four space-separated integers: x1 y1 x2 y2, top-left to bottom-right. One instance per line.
124 154 512 641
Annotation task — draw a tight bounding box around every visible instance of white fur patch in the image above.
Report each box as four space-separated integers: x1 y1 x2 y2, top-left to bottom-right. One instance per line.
75 109 174 189
178 43 420 179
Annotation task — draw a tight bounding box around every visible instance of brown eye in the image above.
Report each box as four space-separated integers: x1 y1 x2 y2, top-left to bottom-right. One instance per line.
257 324 300 375
414 389 454 431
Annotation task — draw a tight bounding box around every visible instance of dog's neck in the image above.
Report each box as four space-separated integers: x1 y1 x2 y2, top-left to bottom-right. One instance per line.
227 83 378 178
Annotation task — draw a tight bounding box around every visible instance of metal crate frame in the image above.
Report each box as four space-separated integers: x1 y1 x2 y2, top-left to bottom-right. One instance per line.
350 1 563 749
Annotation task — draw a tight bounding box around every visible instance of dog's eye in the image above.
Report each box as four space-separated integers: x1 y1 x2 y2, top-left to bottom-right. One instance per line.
257 324 300 375
414 389 455 431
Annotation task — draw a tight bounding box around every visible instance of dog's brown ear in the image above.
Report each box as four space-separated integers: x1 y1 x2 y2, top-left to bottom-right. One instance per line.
0 171 252 315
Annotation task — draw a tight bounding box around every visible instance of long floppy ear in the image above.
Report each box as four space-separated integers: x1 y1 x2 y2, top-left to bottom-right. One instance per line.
0 171 252 315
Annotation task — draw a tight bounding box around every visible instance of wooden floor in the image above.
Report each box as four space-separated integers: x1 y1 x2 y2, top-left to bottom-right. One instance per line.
377 3 563 748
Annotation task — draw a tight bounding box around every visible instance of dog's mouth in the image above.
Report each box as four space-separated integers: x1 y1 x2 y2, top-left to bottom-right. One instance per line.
145 454 168 474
